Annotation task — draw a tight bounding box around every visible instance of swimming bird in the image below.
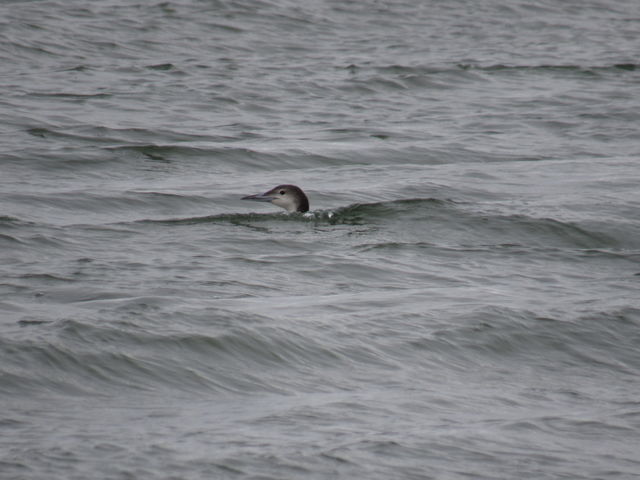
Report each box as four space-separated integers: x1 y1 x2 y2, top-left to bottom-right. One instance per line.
242 184 309 213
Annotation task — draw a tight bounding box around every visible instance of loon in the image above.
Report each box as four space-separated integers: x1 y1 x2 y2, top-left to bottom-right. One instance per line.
242 184 309 213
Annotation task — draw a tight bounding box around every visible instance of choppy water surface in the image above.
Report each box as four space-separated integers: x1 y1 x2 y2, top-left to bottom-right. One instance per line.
2 1 640 478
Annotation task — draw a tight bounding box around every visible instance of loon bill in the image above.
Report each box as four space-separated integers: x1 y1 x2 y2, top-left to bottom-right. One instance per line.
242 184 309 213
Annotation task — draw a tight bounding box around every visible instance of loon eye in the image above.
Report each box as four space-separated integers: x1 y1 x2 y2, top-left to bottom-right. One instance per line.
279 190 285 195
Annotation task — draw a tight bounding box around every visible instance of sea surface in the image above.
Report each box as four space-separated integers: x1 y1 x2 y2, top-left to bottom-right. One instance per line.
2 1 640 479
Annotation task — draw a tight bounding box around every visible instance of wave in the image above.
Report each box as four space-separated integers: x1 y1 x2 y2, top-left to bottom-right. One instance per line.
0 314 348 397
459 63 638 73
135 197 619 249
408 306 640 374
7 191 212 220
134 198 452 226
351 62 639 77
22 128 349 170
4 302 638 399
339 62 639 94
26 126 222 146
0 215 27 225
3 190 624 251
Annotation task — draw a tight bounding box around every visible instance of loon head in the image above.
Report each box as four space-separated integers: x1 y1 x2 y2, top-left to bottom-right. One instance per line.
242 184 309 213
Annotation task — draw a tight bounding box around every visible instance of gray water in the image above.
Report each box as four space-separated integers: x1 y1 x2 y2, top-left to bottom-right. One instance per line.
2 1 640 479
